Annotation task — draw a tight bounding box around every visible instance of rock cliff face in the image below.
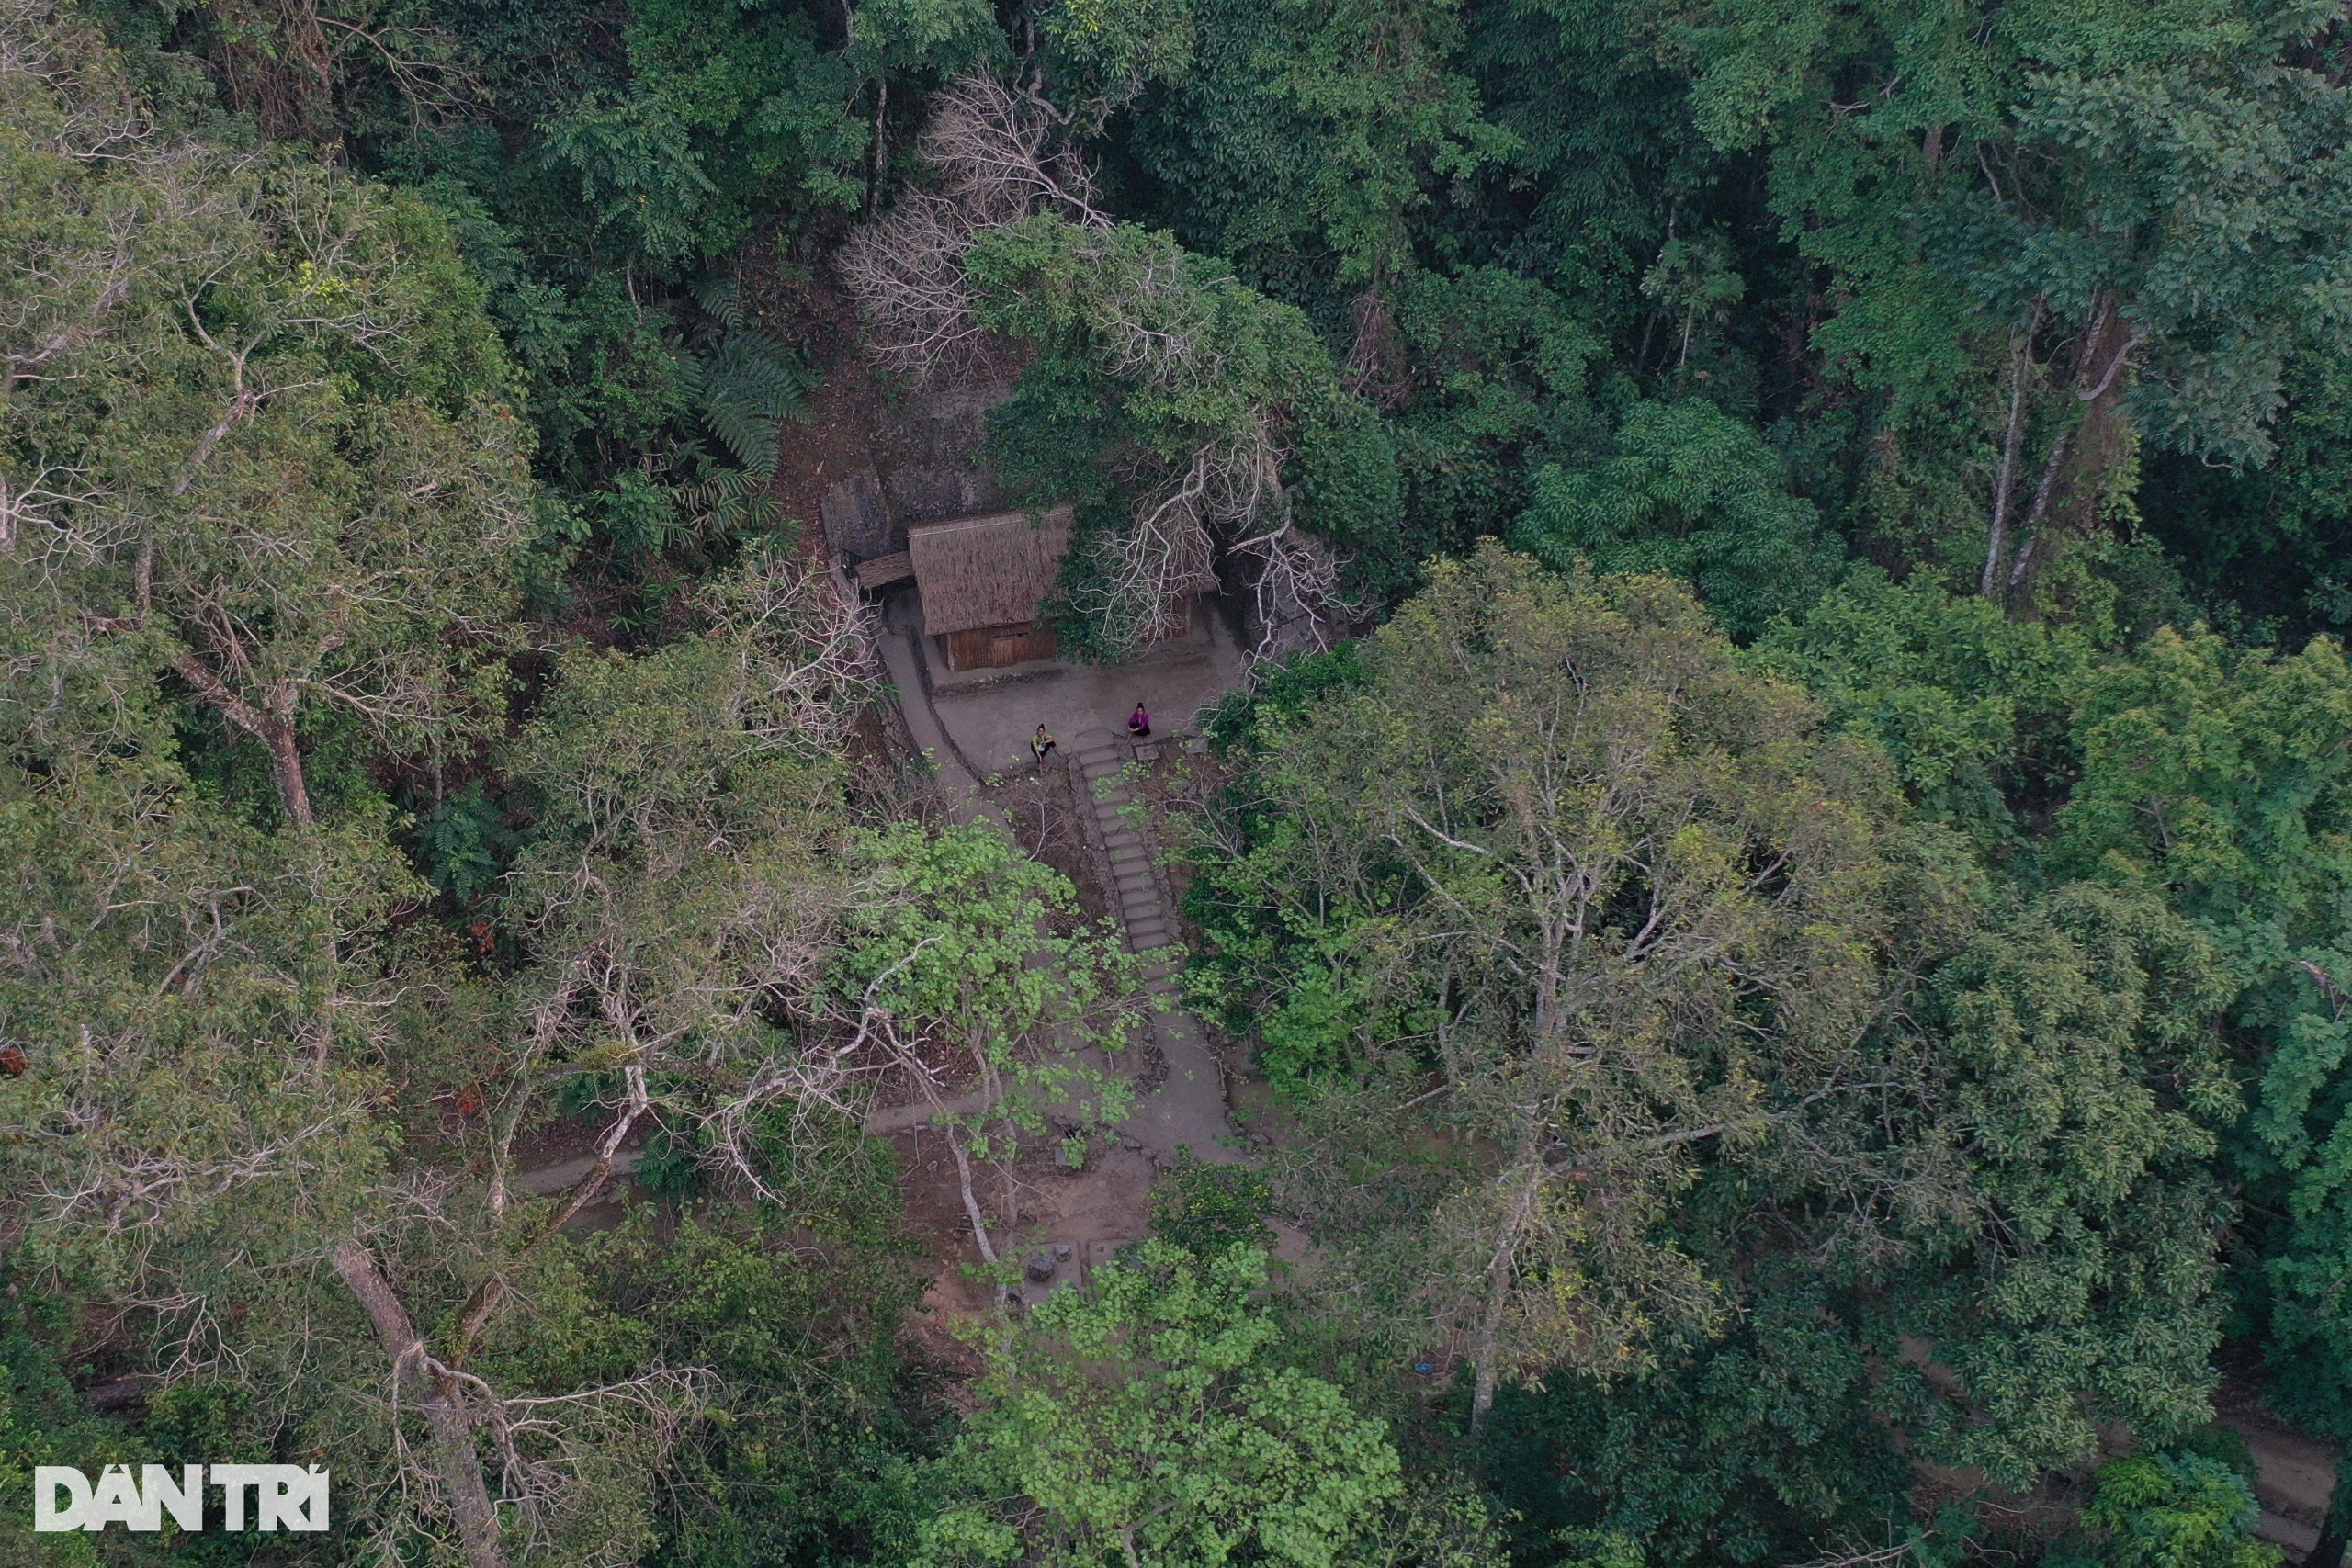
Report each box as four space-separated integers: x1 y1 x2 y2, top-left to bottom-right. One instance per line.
820 383 1014 566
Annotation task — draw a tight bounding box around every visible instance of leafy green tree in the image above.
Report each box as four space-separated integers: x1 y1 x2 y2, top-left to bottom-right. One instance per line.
1187 549 2241 1530
494 549 879 1201
0 17 544 1556
2142 340 2352 645
0 1272 148 1568
1458 0 1712 332
1472 1278 1907 1567
910 1242 1415 1567
2053 1452 2282 1568
1185 545 1935 1418
1890 883 2241 1480
961 210 1404 648
1385 266 1605 566
2051 623 2352 1566
531 0 993 267
1122 0 1510 297
1750 567 2103 845
0 27 928 1557
1482 889 2237 1560
545 1212 934 1568
0 35 531 824
1513 398 1841 638
1661 0 2352 593
842 819 1147 1273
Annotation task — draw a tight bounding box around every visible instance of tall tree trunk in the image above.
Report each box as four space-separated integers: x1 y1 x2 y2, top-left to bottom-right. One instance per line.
2012 292 2143 605
334 1244 506 1568
1468 1245 1513 1433
260 716 313 826
1469 1167 1541 1434
170 652 313 826
1982 323 2034 598
201 675 498 1557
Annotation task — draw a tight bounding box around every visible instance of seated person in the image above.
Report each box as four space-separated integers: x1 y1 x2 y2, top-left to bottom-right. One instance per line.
1127 702 1151 739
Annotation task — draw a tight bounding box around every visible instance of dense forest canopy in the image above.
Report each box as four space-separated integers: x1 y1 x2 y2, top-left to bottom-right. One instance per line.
6 0 2352 1563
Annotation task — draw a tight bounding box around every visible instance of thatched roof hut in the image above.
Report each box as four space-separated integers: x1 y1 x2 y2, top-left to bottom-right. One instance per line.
908 506 1075 636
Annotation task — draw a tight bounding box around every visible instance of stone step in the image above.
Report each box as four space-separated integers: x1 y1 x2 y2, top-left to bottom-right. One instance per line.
1076 745 1118 763
1145 976 1180 995
1125 916 1171 941
1094 788 1134 807
1114 872 1156 896
1129 929 1176 951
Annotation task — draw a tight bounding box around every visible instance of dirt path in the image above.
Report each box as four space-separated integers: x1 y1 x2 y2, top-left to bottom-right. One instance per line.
2217 1376 2340 1560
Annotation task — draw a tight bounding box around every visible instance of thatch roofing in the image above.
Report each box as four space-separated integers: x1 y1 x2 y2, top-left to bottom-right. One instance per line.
854 550 913 591
909 506 1076 636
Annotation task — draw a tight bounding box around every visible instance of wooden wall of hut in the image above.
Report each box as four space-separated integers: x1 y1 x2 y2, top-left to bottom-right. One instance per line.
939 622 1060 671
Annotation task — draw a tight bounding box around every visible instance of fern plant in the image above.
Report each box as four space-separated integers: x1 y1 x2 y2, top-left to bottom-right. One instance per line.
677 276 813 475
679 330 810 481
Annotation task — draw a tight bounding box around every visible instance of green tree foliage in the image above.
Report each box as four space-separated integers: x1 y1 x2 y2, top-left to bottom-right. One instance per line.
1512 398 1840 637
841 819 1148 1269
1663 0 2352 590
0 1275 149 1568
2052 1452 2282 1568
1187 546 1932 1414
550 1213 934 1568
496 550 880 1186
1185 551 2244 1553
962 212 1407 646
1892 883 2241 1480
1385 267 1605 565
1037 0 1197 115
29 0 2352 1561
1750 568 2101 843
2142 342 2352 643
1473 1279 1908 1567
0 11 531 825
910 1241 1451 1567
2047 626 2352 1548
1149 1151 1278 1259
1123 0 1510 293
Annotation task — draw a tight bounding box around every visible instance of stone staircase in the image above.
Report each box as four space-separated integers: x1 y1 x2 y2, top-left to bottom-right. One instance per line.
1071 731 1241 1164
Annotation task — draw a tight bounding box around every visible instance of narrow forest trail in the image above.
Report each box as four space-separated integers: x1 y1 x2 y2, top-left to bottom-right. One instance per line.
1067 728 1242 1165
865 622 1248 1326
870 632 1241 1167
2216 1374 2338 1560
